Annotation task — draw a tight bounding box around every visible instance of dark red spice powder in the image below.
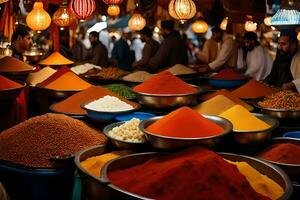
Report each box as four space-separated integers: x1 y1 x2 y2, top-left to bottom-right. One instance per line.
108 147 270 200
212 69 247 80
0 75 22 90
0 113 107 168
258 143 300 164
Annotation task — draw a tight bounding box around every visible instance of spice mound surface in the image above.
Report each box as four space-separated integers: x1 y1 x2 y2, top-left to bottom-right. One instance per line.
85 95 134 112
133 71 197 94
105 84 136 99
71 63 101 75
219 105 270 131
226 160 284 200
193 95 236 115
231 79 277 99
92 67 128 80
52 86 136 115
146 107 224 138
0 75 22 90
39 51 74 65
0 113 107 168
26 67 56 86
122 71 154 82
211 69 246 80
258 90 300 110
0 56 33 72
108 147 271 200
258 143 300 165
108 118 146 143
166 64 196 75
81 151 131 177
201 89 253 111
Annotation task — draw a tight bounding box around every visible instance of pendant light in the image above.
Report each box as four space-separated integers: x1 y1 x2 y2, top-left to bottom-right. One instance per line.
26 2 51 31
168 0 196 23
69 0 96 21
220 17 228 31
192 20 208 33
53 1 74 27
128 13 146 31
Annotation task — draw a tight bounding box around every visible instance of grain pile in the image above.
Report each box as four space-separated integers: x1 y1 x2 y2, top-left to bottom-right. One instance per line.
122 71 154 82
0 113 107 168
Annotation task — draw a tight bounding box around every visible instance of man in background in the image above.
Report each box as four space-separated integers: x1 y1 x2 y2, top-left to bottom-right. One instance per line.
86 31 108 67
132 26 160 70
11 25 32 60
112 30 132 71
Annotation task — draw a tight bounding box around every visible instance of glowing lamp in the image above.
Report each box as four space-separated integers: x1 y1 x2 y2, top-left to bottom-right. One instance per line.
69 0 96 21
168 0 196 23
26 2 51 31
192 20 208 33
220 17 228 31
128 13 146 31
107 4 120 16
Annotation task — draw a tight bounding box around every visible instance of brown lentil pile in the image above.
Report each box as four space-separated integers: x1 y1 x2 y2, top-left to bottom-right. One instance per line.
91 67 128 80
0 113 107 168
258 90 300 110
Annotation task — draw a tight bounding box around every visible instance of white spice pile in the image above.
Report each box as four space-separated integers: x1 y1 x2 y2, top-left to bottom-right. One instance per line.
26 66 56 86
108 118 146 143
122 71 154 82
85 95 134 112
71 63 101 75
167 64 196 75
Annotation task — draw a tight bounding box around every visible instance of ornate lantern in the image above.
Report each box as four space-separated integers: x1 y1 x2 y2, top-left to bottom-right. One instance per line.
192 20 208 33
128 13 146 31
244 15 257 32
107 4 120 16
53 1 75 27
69 0 96 21
220 17 228 31
103 0 123 4
168 0 196 23
26 2 51 31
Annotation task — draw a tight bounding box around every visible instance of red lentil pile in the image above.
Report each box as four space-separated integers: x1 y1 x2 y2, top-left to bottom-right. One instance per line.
108 147 271 200
0 113 107 168
258 143 300 164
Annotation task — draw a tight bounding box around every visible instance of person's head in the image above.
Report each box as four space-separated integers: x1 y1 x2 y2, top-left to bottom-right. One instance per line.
11 25 32 53
140 26 153 42
277 32 298 56
160 20 174 38
89 31 99 45
244 32 258 51
211 27 223 42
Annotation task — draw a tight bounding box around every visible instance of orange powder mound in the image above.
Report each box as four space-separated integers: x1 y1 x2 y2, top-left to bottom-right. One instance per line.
0 75 22 89
39 51 74 65
0 56 33 72
231 80 278 99
146 107 224 138
133 71 197 94
201 89 253 111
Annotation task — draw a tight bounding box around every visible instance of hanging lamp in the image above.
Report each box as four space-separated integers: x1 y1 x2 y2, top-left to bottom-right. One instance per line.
264 16 272 26
107 4 120 16
69 0 96 21
220 17 228 31
244 15 257 32
168 0 196 23
192 20 208 33
128 13 146 31
53 1 75 27
26 2 51 31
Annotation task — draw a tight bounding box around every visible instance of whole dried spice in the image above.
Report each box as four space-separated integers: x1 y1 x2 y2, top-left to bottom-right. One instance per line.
0 113 107 168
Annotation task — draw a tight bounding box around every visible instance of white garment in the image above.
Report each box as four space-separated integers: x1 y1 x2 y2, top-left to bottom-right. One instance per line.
245 46 273 81
131 38 144 61
291 50 300 92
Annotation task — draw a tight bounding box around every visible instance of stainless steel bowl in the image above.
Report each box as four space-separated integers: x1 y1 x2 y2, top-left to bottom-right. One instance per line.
31 86 81 99
132 85 202 109
139 115 232 149
257 137 300 182
99 151 292 200
232 113 279 146
103 121 147 149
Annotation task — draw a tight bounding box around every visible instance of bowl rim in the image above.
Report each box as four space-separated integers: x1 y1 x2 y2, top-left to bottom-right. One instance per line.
131 84 202 97
256 137 300 167
204 72 248 81
231 113 279 133
101 151 292 200
0 80 26 92
139 115 232 140
81 100 141 115
103 121 147 144
114 112 156 121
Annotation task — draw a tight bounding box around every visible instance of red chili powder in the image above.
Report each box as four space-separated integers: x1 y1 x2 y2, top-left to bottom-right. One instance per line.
133 71 197 94
108 147 270 200
258 143 300 164
231 80 278 99
0 75 22 90
37 66 70 87
146 107 224 138
211 69 247 80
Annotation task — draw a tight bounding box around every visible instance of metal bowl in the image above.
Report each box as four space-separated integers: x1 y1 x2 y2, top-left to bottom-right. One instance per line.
81 102 140 123
132 85 202 109
31 86 81 99
103 121 147 149
139 115 232 149
257 137 300 182
232 113 279 146
254 101 300 123
99 151 292 200
207 78 248 89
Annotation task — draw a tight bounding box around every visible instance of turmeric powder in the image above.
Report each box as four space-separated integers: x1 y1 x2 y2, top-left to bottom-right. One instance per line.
45 72 91 90
226 160 284 200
